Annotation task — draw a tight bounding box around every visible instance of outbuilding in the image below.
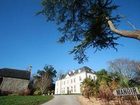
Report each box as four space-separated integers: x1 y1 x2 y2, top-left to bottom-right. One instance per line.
0 68 30 94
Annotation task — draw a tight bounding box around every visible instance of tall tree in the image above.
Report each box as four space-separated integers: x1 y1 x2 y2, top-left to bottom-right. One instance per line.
34 65 57 94
38 0 140 63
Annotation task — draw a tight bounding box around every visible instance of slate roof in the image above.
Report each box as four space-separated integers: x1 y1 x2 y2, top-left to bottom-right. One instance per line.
60 66 95 79
0 68 30 80
70 66 95 75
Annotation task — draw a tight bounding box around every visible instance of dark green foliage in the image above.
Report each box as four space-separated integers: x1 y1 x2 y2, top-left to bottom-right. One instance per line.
96 69 111 84
81 69 140 104
39 0 120 63
28 80 36 95
0 96 53 105
37 65 57 80
82 78 98 98
34 65 57 94
81 69 119 98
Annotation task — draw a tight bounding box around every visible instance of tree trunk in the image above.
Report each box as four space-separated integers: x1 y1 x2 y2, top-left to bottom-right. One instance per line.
106 18 140 40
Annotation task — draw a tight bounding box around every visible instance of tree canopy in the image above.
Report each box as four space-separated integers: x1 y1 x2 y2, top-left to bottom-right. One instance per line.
34 65 57 94
108 58 140 87
38 0 140 63
108 58 140 79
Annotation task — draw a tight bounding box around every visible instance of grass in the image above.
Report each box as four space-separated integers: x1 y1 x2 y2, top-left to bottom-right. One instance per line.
0 95 53 105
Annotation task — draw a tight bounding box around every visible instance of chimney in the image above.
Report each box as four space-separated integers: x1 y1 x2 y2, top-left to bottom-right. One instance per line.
28 65 32 72
73 70 75 73
78 69 81 73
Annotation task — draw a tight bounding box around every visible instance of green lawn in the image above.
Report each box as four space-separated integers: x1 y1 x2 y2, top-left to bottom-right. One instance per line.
0 95 53 105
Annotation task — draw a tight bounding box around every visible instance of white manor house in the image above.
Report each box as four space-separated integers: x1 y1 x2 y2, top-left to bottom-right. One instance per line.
55 66 97 94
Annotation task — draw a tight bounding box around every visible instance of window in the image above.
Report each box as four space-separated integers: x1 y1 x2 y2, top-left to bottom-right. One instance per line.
67 87 69 91
89 75 91 79
74 78 76 83
71 86 73 92
57 89 58 94
93 76 95 80
71 79 73 83
74 85 76 92
79 76 81 81
64 88 65 93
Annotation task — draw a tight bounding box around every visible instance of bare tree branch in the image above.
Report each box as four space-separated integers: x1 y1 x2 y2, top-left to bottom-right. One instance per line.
106 17 140 40
127 21 137 30
108 58 140 79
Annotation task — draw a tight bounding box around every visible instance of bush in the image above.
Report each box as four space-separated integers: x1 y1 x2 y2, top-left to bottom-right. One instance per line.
19 88 31 96
34 90 42 95
0 91 12 96
8 93 18 96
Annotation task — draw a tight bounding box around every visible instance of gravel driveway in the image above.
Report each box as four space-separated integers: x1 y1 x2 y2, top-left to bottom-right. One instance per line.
42 95 81 105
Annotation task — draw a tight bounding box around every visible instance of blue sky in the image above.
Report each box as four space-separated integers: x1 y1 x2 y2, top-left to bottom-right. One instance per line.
0 0 140 75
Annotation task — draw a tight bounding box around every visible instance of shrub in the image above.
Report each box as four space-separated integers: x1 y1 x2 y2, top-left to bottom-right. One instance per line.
19 88 31 96
0 91 12 96
34 89 42 95
8 93 18 96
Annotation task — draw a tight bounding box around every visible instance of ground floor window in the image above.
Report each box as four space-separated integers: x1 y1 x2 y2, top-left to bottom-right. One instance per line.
74 85 76 92
71 86 73 92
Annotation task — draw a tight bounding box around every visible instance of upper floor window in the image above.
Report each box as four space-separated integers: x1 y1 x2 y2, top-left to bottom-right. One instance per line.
89 75 92 79
93 76 96 80
74 78 76 83
71 79 73 83
71 86 73 92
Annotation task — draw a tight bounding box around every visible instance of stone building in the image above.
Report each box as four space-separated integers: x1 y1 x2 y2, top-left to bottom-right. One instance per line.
0 68 30 94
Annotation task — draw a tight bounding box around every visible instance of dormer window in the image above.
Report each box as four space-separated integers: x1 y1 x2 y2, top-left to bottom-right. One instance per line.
73 70 75 73
78 69 81 73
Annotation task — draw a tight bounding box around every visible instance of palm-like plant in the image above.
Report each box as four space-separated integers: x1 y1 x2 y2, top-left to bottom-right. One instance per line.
82 78 96 98
109 71 130 88
34 65 57 94
96 69 111 85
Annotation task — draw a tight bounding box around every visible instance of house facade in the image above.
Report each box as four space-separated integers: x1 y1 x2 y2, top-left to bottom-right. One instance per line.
55 66 97 94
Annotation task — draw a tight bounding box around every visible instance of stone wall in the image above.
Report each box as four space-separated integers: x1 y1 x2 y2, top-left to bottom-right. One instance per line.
0 77 29 93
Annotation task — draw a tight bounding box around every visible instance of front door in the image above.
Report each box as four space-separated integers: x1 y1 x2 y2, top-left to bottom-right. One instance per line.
67 87 69 94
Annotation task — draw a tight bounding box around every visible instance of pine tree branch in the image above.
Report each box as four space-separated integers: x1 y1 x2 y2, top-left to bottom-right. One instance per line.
106 17 140 40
